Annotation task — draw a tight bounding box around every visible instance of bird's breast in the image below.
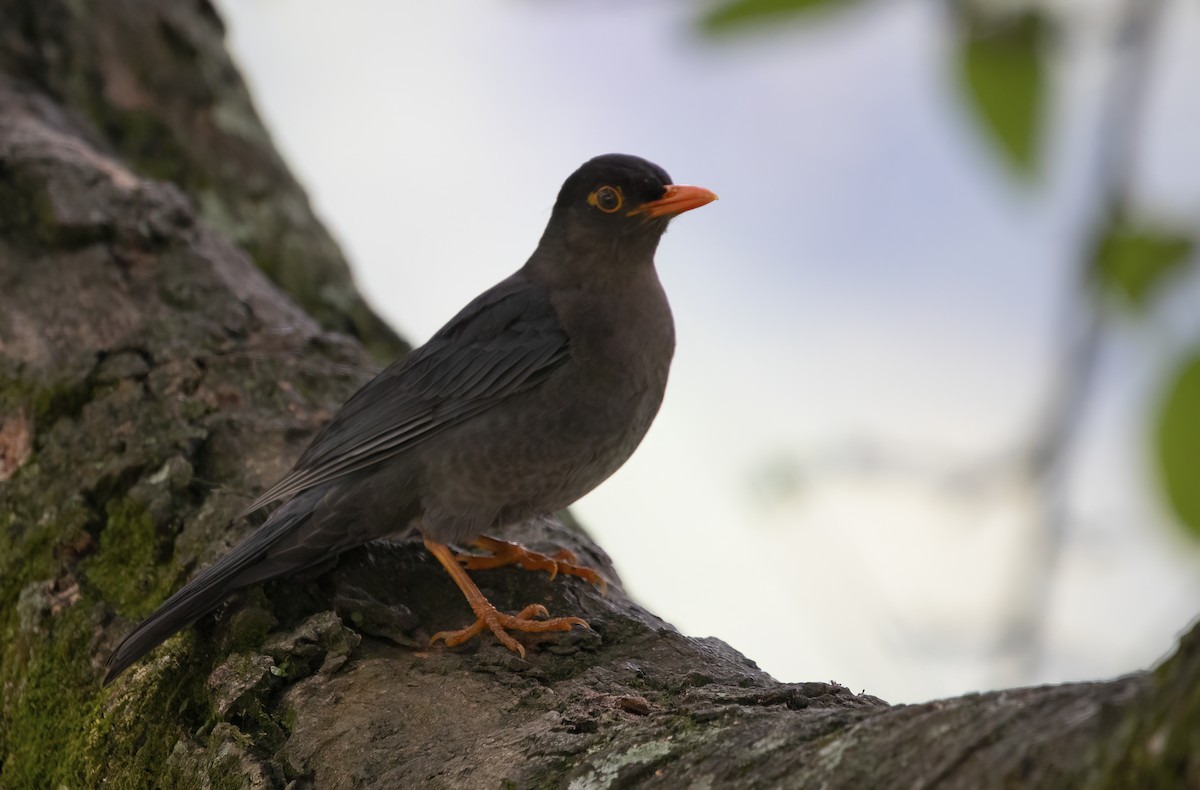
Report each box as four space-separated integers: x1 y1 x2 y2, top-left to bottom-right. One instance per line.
528 272 676 482
418 270 676 537
552 272 675 422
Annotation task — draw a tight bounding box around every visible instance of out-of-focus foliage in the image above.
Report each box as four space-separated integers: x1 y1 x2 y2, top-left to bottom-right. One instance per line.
699 0 1200 545
705 0 1049 176
1157 354 1200 539
702 0 856 32
957 10 1047 177
1093 220 1195 309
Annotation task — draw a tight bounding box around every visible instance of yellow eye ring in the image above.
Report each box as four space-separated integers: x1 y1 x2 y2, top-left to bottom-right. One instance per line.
588 185 623 213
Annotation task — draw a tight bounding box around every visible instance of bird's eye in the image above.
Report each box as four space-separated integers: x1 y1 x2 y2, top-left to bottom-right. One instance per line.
588 185 623 214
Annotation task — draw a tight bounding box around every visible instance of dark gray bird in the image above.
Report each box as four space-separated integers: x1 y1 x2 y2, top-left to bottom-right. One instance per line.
104 153 716 683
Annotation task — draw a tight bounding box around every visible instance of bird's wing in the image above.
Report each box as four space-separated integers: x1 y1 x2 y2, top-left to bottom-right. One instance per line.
238 273 569 518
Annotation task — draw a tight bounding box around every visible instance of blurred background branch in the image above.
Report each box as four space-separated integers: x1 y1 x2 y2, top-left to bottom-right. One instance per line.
710 0 1198 688
1005 0 1172 681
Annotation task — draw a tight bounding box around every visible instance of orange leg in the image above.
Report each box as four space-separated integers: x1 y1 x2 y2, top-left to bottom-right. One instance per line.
455 535 608 593
424 538 589 658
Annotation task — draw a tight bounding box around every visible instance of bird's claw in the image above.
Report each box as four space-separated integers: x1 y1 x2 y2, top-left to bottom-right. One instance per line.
455 539 608 593
430 603 589 658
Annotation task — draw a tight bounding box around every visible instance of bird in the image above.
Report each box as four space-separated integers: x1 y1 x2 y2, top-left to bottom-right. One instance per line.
103 153 717 683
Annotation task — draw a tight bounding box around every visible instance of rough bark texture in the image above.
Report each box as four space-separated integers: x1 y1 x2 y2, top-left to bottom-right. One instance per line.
0 1 1196 788
0 0 404 363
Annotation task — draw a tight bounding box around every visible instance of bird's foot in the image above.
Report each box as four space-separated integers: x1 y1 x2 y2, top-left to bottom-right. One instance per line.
456 536 607 593
424 537 592 658
429 603 588 659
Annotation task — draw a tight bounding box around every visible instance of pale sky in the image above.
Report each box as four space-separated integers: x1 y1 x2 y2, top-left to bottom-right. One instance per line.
214 0 1200 703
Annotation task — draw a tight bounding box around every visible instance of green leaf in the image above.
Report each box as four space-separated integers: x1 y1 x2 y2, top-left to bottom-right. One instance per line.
702 0 852 32
1094 221 1194 309
958 11 1047 176
1156 354 1200 541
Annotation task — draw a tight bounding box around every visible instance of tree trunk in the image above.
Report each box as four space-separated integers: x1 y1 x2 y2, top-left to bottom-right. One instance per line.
0 1 1194 787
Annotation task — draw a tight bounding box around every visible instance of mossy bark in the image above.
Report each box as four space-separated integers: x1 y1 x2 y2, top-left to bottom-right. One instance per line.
0 0 404 363
0 1 1196 787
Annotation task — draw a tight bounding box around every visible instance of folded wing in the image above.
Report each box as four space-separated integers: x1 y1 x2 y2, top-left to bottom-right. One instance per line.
240 273 570 518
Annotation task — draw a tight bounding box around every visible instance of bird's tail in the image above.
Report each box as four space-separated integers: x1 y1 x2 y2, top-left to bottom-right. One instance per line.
103 495 319 684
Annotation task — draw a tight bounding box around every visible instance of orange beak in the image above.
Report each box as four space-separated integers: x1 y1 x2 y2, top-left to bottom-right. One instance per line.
631 184 718 219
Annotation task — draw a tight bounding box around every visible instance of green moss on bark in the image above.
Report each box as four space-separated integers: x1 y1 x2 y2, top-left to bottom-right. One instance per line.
87 634 214 789
82 498 182 619
0 604 99 787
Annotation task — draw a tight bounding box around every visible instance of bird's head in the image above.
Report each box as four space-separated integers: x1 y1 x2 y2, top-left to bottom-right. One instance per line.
542 154 717 262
